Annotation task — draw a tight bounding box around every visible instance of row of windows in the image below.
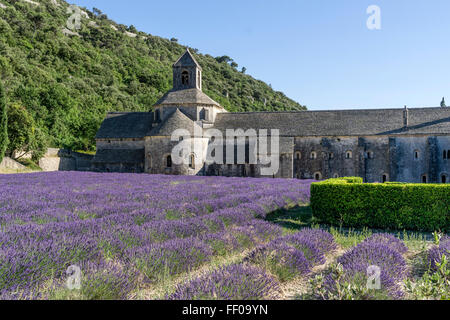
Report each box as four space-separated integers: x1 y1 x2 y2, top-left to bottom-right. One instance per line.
412 150 450 160
148 154 196 170
443 150 450 160
306 173 390 182
296 149 450 161
308 173 448 183
422 174 448 184
296 151 355 160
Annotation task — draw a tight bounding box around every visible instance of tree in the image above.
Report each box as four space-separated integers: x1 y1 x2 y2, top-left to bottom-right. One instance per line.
7 103 35 159
128 25 138 34
215 56 233 64
0 82 7 163
241 67 247 74
230 62 238 69
441 97 446 108
93 8 103 16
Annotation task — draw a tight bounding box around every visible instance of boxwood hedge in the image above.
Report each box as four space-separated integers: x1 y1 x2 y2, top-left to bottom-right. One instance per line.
311 178 449 232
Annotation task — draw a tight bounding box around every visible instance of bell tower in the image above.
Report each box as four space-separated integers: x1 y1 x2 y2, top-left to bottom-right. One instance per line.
173 49 202 91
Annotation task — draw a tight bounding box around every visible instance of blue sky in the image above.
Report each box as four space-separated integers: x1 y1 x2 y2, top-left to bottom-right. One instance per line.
73 0 450 110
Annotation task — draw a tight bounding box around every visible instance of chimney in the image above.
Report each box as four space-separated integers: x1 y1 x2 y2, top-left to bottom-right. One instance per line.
403 105 409 128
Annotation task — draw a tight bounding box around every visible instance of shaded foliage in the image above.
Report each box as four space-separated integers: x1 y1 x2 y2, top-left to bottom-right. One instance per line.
0 82 7 162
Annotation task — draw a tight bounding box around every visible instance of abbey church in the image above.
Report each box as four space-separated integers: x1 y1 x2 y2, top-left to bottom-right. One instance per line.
93 50 450 183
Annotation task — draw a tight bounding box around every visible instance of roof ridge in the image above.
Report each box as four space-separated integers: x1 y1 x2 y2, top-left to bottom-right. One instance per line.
172 48 202 70
219 107 449 115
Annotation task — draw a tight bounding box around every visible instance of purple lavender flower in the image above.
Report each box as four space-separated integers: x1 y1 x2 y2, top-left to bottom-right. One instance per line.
362 233 408 254
323 240 408 299
245 242 311 282
0 172 312 299
168 264 280 300
427 236 450 271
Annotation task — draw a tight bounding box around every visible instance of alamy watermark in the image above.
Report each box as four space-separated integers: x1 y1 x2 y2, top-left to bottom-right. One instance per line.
367 5 381 30
66 4 82 31
66 265 81 290
171 127 280 176
366 265 381 290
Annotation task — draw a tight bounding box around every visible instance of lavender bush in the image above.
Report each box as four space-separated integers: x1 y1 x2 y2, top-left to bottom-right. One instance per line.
0 172 312 299
168 264 280 300
428 236 450 271
322 236 408 299
245 229 336 282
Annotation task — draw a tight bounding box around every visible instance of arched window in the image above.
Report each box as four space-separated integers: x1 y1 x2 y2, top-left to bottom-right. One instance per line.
155 109 161 122
346 151 353 159
189 154 195 169
166 155 172 168
181 71 189 85
314 172 322 181
333 173 339 178
295 152 301 160
382 174 388 183
421 174 428 184
414 150 420 160
442 174 448 184
310 151 317 160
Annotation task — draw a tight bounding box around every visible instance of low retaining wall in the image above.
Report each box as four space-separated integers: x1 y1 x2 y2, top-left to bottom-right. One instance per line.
39 149 94 172
0 157 27 170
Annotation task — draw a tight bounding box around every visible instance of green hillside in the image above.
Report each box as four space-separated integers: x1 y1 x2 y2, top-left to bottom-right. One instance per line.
0 0 305 152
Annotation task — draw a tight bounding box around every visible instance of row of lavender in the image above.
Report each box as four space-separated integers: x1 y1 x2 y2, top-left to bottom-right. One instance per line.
168 232 449 300
168 228 337 299
0 172 312 299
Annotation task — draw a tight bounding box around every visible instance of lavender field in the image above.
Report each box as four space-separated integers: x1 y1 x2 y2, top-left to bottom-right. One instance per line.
0 172 448 300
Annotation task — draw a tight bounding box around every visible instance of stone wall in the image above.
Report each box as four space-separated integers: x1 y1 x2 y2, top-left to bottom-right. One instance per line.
0 157 27 170
145 136 209 175
39 149 94 172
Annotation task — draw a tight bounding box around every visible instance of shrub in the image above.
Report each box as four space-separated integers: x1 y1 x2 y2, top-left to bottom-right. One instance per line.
405 255 450 300
245 242 311 282
322 240 408 299
129 238 213 282
244 229 335 282
168 264 279 300
311 178 450 231
427 236 450 271
362 234 409 255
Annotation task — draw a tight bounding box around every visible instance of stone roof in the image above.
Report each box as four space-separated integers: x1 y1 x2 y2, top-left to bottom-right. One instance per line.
95 112 154 139
154 88 221 107
173 49 202 70
93 148 145 164
150 109 203 137
212 107 450 136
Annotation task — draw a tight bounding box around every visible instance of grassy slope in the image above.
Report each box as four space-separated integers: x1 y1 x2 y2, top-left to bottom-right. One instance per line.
0 0 305 151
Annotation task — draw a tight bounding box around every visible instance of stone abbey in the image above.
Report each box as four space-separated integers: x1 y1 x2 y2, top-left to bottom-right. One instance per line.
94 50 450 183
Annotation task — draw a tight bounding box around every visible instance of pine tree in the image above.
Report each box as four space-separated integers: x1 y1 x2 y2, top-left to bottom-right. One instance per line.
0 82 8 163
441 97 447 108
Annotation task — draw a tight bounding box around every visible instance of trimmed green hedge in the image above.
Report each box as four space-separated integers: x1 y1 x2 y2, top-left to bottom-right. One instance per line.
311 178 450 232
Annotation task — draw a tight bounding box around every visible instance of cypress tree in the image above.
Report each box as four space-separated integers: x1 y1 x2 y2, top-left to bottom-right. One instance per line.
0 82 8 163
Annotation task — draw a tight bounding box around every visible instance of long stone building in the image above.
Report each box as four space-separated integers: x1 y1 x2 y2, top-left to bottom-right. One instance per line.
93 49 450 183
